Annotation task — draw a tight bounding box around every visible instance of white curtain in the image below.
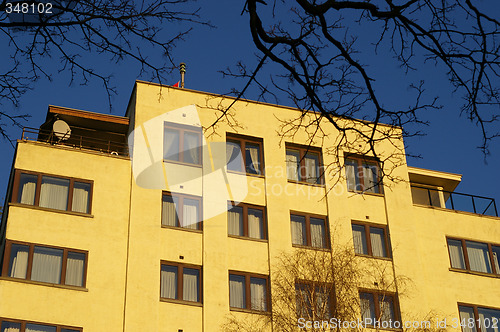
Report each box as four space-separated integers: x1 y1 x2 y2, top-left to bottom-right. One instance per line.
315 289 331 319
228 207 243 236
1 322 21 332
246 144 260 174
39 176 69 211
183 132 200 164
310 218 325 248
493 249 500 274
478 308 500 332
248 209 263 239
163 128 180 161
459 306 477 332
65 252 85 287
467 241 492 273
379 295 395 322
286 151 299 181
360 293 375 321
161 265 177 299
229 275 245 308
352 225 367 255
182 268 199 302
363 164 378 193
291 215 306 245
447 239 466 269
72 182 90 213
25 324 57 332
304 154 318 184
162 196 177 227
250 278 267 311
31 247 63 284
226 141 242 172
370 228 386 257
9 245 28 279
345 160 358 191
182 199 199 229
19 174 37 205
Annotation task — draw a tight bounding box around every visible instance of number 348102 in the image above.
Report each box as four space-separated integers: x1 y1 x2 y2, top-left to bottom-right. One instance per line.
5 2 53 14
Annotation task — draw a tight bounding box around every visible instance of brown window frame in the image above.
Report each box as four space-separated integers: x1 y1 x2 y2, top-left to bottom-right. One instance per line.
0 317 82 332
359 290 401 328
1 240 88 288
161 192 203 231
228 271 270 312
11 169 93 215
285 144 324 185
163 122 203 166
345 155 382 194
457 303 500 332
352 222 391 259
290 211 330 249
446 237 500 275
226 134 265 176
160 261 203 304
295 281 335 319
227 202 267 240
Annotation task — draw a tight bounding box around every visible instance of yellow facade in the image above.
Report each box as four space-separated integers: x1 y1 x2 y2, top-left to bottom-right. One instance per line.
0 81 498 331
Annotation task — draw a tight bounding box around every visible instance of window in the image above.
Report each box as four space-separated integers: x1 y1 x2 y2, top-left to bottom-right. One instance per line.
0 318 82 332
345 156 381 193
359 291 400 328
290 212 328 249
226 135 264 175
295 282 333 319
286 145 323 184
229 272 268 312
160 262 202 303
2 240 87 287
164 122 202 165
162 192 202 230
458 304 500 332
447 238 500 275
352 223 390 258
227 202 266 240
12 170 92 214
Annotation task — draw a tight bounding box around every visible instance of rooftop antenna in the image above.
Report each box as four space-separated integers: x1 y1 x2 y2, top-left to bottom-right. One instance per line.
180 62 186 88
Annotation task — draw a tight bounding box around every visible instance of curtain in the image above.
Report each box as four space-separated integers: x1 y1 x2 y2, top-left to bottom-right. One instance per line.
459 306 477 332
352 225 368 255
72 182 90 213
161 265 178 299
304 154 318 184
163 128 180 161
31 247 63 284
245 144 261 174
183 268 199 302
360 293 375 321
19 173 37 205
315 288 331 319
226 141 242 172
250 278 267 311
362 164 379 193
39 176 69 211
229 275 245 308
161 195 178 227
286 151 299 181
379 295 395 322
25 324 56 332
447 239 466 269
9 244 29 279
182 199 199 229
291 215 306 245
492 247 500 274
228 206 243 236
183 132 200 164
65 252 85 287
478 308 500 332
1 322 21 332
370 228 387 257
295 285 311 318
345 160 358 191
467 241 492 273
310 218 325 248
248 209 263 239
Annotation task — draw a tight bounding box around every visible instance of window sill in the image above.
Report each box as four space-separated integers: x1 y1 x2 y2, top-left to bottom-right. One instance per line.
355 253 392 261
228 235 268 243
0 276 88 291
163 159 203 168
160 297 203 307
292 244 330 251
449 268 500 279
229 307 270 315
226 170 265 178
412 204 500 219
9 203 93 218
347 190 384 197
287 180 325 187
161 225 203 233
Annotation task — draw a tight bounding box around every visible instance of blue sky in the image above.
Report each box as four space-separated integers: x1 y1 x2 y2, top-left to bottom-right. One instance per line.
0 1 498 209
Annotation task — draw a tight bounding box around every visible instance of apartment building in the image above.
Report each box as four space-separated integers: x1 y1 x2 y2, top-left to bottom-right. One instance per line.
0 81 498 332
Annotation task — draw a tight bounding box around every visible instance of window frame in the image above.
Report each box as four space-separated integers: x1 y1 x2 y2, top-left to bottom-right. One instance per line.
11 169 93 215
457 303 500 332
285 143 324 185
295 281 335 319
290 211 330 249
163 121 203 166
344 155 383 194
226 134 265 176
1 240 88 288
228 270 270 313
352 222 391 259
227 201 267 240
0 317 82 332
359 290 401 328
161 191 203 231
446 237 500 275
160 261 203 305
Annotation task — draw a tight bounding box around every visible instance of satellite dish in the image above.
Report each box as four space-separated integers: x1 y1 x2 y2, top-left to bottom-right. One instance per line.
53 120 71 140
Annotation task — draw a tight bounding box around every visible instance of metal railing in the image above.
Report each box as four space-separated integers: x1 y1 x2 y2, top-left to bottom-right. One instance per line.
411 185 498 217
21 127 129 157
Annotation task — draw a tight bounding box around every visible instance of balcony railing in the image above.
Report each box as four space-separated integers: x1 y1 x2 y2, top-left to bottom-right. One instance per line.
21 127 129 157
411 185 498 217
